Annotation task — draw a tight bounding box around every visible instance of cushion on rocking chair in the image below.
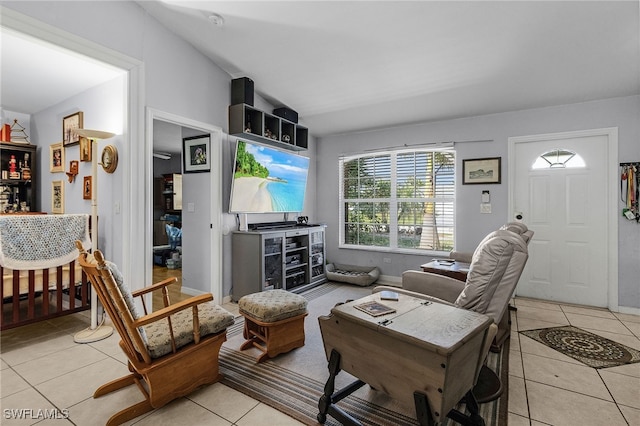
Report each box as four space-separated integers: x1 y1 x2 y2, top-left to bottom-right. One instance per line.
103 261 234 359
143 303 235 358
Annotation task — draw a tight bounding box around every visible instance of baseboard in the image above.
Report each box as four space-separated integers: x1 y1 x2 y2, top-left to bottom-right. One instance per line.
375 274 402 287
180 286 206 296
617 305 640 316
182 285 234 305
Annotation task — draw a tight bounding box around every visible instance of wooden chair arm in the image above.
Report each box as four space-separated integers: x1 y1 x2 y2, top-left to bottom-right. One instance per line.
131 277 178 298
133 293 213 328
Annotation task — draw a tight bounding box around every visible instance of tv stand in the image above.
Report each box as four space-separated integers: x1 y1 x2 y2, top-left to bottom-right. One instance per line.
232 225 327 301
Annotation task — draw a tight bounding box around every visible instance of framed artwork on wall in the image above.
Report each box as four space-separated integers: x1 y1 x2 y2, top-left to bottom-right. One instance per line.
63 111 83 146
79 137 91 162
50 142 64 173
83 176 92 200
183 135 210 173
462 157 501 184
52 180 64 214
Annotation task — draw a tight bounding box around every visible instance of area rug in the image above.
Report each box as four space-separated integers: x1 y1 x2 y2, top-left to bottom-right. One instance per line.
520 326 640 369
219 282 509 425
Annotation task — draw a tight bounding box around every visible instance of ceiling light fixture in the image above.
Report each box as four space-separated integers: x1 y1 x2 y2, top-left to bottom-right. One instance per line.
153 152 172 160
208 13 224 26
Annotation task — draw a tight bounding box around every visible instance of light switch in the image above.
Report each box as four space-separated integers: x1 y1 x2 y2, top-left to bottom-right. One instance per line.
481 190 490 203
187 202 195 212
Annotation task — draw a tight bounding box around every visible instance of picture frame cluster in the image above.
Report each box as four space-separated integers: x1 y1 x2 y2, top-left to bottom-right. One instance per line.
50 110 94 213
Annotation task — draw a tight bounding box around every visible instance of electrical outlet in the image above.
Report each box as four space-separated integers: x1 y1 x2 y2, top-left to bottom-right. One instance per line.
383 258 391 263
480 203 492 214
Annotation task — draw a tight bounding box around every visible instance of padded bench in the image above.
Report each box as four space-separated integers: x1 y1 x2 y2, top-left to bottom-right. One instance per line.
238 289 308 362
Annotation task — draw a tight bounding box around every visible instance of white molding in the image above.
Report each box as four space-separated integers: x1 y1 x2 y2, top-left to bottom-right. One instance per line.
145 108 224 304
376 274 402 287
1 5 145 296
508 127 619 311
617 306 640 316
180 285 207 297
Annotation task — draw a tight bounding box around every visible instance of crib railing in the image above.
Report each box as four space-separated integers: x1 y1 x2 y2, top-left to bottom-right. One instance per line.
0 261 91 330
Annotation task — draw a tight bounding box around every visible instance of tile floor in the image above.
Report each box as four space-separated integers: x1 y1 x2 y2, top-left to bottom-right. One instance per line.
508 298 640 426
1 297 639 425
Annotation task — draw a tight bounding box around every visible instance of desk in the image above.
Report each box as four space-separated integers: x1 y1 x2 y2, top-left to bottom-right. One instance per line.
420 260 470 282
317 293 493 426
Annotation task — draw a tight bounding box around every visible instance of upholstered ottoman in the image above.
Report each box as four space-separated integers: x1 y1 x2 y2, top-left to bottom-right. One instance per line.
238 289 308 362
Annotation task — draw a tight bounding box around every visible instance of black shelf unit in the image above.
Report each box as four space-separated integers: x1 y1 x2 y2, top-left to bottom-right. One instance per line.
0 142 37 213
229 103 308 151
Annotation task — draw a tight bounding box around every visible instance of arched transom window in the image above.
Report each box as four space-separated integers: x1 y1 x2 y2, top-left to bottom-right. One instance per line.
532 149 585 169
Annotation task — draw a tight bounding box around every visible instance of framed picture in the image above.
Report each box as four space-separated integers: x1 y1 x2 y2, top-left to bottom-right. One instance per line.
63 111 83 146
462 157 501 184
50 142 65 173
79 137 92 162
83 176 92 200
183 135 210 173
52 180 64 214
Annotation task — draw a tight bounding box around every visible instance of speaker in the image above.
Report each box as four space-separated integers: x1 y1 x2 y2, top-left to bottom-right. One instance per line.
231 77 254 106
273 107 298 123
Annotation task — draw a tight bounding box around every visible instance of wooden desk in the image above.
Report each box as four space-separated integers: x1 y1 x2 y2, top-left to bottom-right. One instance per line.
318 293 493 426
420 260 470 282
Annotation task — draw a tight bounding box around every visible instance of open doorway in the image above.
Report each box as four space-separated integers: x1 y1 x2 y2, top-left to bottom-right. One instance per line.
146 109 224 310
152 120 186 310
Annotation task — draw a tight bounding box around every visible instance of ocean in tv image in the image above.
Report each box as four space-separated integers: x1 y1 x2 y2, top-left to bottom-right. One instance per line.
230 141 310 213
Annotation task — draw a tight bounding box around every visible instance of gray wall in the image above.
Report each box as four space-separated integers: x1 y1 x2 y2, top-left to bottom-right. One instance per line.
4 2 637 309
2 0 318 299
26 76 126 262
317 95 640 309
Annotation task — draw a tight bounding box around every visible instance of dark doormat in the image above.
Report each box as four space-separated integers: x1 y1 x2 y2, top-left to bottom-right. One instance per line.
520 326 640 369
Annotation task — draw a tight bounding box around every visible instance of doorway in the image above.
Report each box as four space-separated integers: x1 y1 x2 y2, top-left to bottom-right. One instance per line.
145 109 223 307
508 128 618 309
152 120 186 309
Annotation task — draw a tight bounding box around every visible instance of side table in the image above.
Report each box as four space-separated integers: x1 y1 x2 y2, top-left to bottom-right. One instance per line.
420 260 470 282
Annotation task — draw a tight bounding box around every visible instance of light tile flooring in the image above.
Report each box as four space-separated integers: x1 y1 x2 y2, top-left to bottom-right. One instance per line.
508 298 640 426
1 296 639 425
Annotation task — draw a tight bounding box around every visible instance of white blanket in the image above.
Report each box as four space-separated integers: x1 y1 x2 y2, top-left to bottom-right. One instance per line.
0 214 91 270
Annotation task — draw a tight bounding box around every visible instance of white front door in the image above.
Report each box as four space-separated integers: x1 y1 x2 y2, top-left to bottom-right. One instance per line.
509 129 617 307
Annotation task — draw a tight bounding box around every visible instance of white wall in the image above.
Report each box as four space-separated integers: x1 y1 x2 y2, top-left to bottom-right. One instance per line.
317 95 640 309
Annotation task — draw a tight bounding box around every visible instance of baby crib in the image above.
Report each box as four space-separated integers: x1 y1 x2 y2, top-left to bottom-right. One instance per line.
0 214 92 330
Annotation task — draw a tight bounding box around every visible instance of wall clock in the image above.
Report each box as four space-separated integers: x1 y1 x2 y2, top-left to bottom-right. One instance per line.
101 145 118 173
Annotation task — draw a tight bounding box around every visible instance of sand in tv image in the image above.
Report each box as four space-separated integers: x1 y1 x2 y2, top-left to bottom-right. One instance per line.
230 141 309 213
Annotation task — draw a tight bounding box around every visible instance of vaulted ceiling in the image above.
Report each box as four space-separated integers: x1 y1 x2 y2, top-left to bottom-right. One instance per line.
138 1 640 136
2 1 639 142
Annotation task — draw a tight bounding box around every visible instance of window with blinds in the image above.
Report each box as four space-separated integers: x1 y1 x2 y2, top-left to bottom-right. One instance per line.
340 149 455 253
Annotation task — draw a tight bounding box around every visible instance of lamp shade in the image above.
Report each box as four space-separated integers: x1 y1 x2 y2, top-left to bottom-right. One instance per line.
75 129 115 140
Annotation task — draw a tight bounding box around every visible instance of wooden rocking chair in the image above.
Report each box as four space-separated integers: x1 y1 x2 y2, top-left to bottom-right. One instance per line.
75 242 234 425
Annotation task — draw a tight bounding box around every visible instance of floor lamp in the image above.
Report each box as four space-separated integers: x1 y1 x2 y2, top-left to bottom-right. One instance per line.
74 128 115 343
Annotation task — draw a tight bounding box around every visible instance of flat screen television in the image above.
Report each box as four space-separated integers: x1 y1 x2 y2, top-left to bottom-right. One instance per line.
229 140 310 213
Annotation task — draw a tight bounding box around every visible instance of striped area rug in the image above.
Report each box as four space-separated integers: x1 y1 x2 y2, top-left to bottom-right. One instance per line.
220 283 508 425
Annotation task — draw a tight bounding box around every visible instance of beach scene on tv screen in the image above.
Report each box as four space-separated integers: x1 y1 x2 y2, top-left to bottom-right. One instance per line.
230 141 309 213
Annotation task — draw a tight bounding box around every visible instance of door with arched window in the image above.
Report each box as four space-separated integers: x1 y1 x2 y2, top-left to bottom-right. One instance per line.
509 129 616 308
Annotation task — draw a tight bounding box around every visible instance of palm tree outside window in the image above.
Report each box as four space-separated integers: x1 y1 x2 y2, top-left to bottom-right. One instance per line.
339 148 455 253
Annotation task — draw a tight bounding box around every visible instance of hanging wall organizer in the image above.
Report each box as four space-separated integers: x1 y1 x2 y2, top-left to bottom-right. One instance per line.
620 162 640 222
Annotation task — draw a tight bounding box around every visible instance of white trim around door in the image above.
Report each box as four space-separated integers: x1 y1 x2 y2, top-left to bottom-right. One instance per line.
508 127 619 311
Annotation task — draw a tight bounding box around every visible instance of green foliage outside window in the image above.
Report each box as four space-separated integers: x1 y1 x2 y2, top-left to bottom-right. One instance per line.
341 149 455 252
